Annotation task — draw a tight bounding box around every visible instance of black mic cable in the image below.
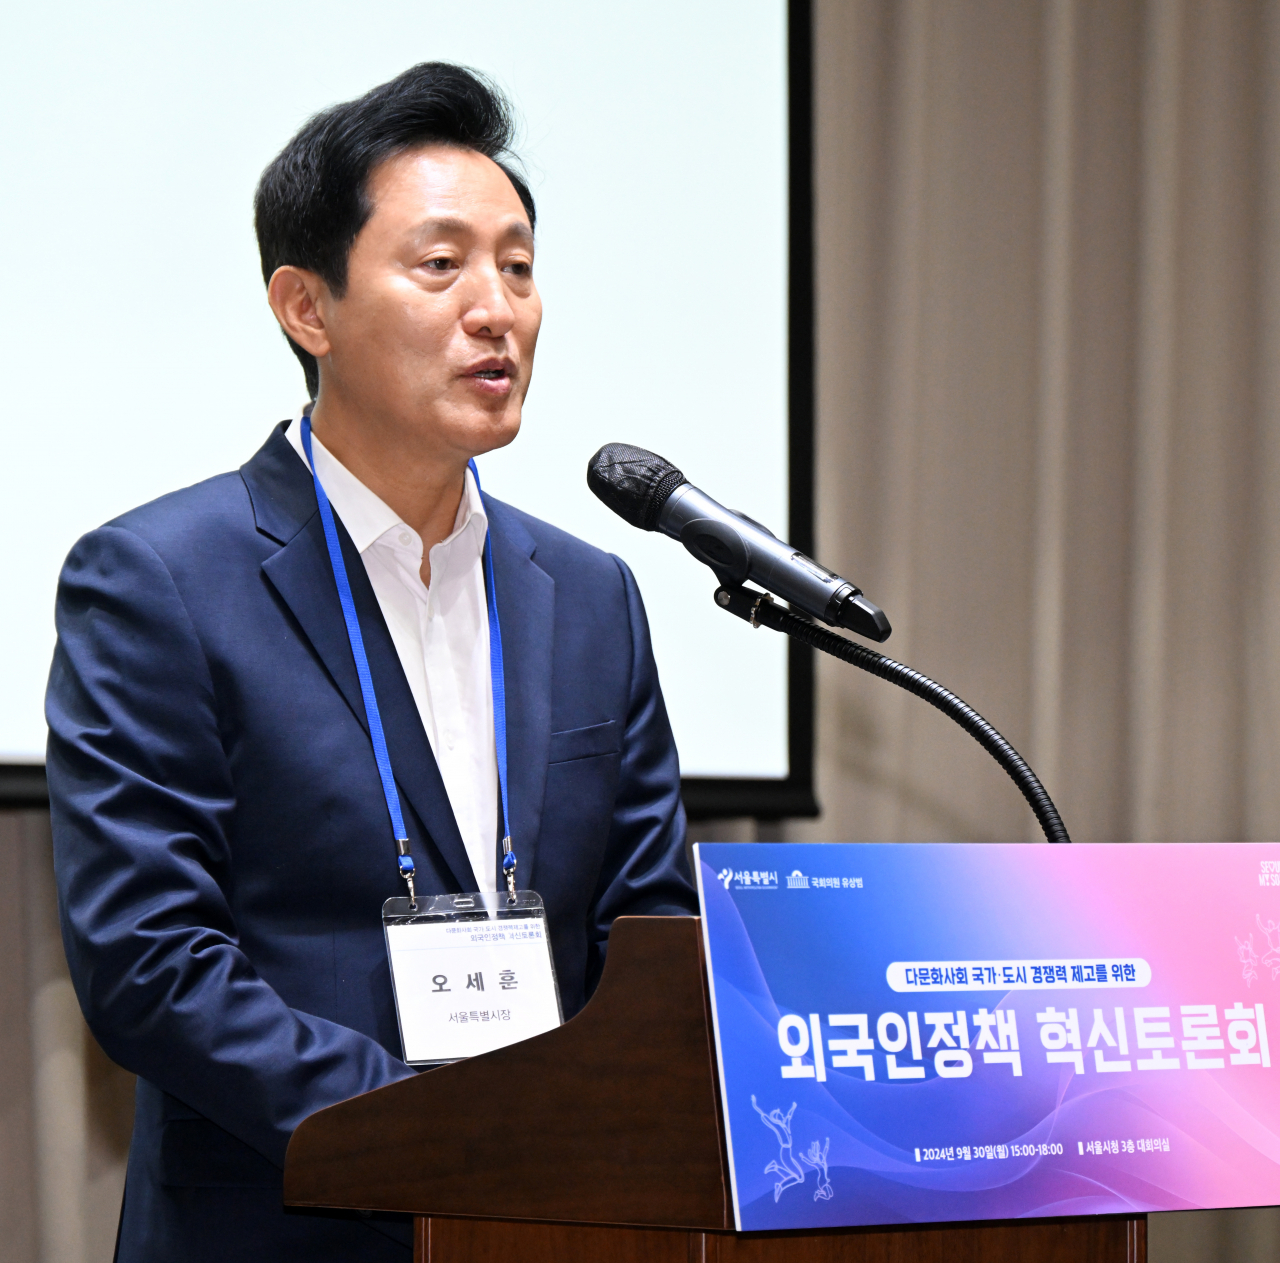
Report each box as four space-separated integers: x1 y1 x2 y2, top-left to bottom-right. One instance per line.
714 585 1071 846
587 443 1072 844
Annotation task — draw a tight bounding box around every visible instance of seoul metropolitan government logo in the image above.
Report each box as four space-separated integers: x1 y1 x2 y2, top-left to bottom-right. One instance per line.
717 868 780 891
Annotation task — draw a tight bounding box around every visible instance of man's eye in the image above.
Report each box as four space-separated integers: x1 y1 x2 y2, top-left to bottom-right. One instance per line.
504 261 532 277
424 258 455 271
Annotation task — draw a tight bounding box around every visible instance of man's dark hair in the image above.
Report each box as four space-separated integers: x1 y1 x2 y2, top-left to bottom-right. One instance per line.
254 62 535 398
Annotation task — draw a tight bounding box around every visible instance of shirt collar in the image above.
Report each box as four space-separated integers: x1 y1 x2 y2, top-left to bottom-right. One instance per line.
285 412 487 557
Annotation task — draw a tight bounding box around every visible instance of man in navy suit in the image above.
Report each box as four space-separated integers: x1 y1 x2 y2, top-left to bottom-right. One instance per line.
46 62 695 1261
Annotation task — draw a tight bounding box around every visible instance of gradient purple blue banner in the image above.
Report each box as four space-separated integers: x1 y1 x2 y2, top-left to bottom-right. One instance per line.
693 842 1280 1231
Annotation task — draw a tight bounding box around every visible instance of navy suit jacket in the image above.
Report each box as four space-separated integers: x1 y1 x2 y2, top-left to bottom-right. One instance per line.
45 423 696 1262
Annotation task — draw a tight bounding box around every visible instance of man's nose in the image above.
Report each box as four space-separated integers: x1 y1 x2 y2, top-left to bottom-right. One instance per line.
461 262 516 339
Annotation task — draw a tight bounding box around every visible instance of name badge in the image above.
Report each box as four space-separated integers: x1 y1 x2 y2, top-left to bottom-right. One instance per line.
382 890 562 1065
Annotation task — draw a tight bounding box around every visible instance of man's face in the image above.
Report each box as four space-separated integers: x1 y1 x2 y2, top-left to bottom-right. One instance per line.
320 144 542 461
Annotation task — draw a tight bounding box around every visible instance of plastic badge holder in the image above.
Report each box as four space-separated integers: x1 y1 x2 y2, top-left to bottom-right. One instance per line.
382 890 563 1066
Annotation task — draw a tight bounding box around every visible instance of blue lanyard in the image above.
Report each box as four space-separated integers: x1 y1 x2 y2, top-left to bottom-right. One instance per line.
301 416 516 903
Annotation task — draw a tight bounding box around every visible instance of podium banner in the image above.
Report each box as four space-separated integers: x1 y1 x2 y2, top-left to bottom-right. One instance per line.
694 841 1280 1231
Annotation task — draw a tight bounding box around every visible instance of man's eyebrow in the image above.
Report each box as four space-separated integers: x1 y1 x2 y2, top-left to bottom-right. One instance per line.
413 215 471 235
412 215 534 244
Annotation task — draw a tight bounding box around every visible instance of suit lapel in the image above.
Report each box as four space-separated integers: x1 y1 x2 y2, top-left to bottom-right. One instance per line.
246 426 477 892
486 499 555 891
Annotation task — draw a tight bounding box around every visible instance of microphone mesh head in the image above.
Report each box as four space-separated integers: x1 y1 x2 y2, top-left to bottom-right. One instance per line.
586 443 688 531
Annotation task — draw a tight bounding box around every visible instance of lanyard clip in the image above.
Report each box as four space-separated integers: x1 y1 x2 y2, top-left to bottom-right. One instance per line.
502 837 517 903
397 843 417 910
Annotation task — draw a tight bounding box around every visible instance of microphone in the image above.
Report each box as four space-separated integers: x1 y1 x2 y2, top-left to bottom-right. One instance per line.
586 443 892 642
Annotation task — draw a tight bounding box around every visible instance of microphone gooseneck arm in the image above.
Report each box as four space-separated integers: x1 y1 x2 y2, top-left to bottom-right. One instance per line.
585 440 1070 842
715 585 1072 845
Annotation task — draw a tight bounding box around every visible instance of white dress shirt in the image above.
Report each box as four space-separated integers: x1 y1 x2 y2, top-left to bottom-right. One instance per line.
286 416 499 892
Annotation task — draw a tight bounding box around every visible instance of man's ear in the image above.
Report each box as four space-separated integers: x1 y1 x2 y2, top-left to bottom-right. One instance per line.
266 266 332 359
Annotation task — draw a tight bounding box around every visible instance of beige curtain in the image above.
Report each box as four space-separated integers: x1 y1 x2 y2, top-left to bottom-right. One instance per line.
801 0 1280 849
0 812 132 1263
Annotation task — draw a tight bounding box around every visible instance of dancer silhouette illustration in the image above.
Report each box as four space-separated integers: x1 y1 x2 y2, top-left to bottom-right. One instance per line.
751 1096 834 1203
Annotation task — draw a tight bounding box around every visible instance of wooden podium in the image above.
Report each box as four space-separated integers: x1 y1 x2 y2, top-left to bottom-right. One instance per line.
284 916 1145 1262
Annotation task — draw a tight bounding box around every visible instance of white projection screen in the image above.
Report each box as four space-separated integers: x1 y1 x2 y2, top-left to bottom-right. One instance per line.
1 0 813 816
